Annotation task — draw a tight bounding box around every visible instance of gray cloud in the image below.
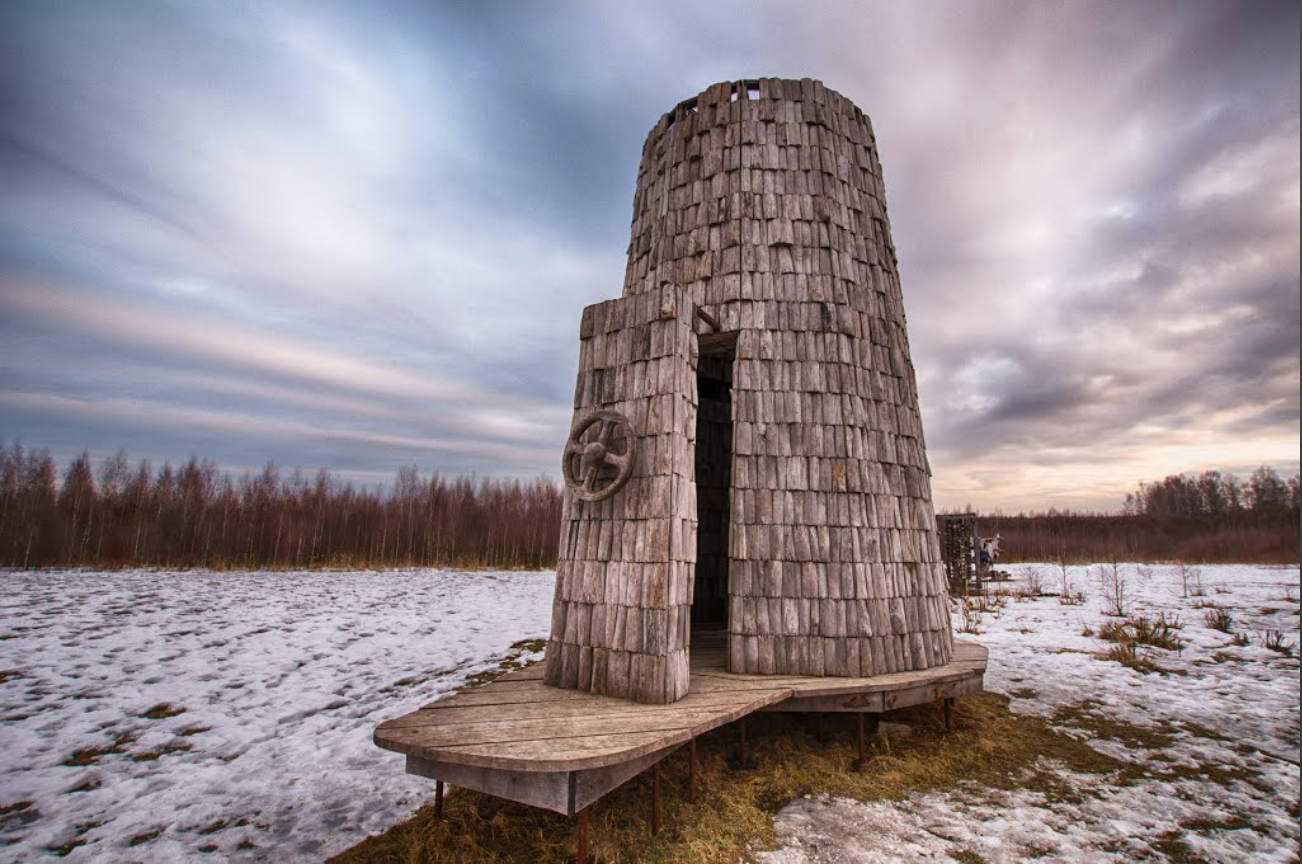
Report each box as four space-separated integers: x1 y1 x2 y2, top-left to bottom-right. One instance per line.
0 0 1296 509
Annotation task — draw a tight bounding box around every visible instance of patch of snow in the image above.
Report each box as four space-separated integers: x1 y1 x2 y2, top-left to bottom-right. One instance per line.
0 568 555 861
2 564 1297 861
758 563 1301 863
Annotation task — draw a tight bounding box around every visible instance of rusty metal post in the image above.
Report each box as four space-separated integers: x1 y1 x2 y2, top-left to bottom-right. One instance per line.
651 760 661 835
434 780 444 820
689 736 698 804
576 806 588 864
854 714 880 771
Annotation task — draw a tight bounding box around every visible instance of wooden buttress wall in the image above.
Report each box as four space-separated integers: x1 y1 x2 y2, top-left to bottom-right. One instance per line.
545 287 698 704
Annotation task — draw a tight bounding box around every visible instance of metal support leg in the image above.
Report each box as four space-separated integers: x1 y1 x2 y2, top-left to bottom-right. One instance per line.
651 760 661 835
944 697 954 731
854 714 879 771
739 716 749 768
688 737 697 805
576 807 588 864
434 780 444 820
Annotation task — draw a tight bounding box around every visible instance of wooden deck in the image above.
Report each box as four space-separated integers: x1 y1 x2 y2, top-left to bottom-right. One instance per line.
374 636 986 816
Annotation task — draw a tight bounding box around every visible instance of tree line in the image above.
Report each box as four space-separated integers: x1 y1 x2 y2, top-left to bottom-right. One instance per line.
1123 466 1299 519
2 441 1297 569
0 442 561 570
976 466 1300 564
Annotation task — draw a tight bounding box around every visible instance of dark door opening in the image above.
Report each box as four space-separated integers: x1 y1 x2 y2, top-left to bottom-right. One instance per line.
692 335 736 639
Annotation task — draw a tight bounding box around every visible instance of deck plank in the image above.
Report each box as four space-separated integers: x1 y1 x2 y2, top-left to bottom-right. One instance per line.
382 689 787 729
382 705 765 751
439 730 694 772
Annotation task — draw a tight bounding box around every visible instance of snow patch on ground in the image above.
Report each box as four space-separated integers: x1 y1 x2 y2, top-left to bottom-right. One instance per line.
0 568 555 861
1 564 1297 862
758 563 1301 863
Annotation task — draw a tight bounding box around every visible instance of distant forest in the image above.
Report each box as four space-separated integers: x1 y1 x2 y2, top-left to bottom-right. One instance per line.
0 441 1297 569
0 443 561 570
965 466 1300 564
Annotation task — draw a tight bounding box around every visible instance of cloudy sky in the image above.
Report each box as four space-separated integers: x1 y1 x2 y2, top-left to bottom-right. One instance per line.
1 0 1297 513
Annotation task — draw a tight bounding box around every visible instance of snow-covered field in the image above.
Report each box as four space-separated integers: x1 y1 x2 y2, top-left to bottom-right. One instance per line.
1 564 1298 862
760 563 1301 863
0 568 555 861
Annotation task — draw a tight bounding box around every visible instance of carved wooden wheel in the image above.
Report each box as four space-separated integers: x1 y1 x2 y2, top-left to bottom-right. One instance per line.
562 410 636 502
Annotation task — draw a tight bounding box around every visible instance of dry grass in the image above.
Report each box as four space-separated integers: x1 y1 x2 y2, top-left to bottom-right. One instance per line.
1129 614 1185 651
329 693 1125 864
1096 614 1185 652
140 703 186 720
1203 608 1234 633
60 731 137 767
955 593 1008 634
1260 630 1296 657
1092 612 1186 674
1097 642 1168 675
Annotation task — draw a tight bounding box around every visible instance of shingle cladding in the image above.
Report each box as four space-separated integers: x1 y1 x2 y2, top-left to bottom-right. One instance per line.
545 79 952 704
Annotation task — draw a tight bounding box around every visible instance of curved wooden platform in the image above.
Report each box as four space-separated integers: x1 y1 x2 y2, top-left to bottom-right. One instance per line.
375 637 985 815
375 636 986 815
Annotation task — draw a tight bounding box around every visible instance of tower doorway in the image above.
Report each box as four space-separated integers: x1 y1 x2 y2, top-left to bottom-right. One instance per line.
692 333 737 641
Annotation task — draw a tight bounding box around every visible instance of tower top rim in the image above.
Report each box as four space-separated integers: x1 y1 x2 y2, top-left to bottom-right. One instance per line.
649 78 866 139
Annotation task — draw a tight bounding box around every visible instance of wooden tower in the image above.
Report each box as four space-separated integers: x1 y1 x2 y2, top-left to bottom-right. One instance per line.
545 79 952 704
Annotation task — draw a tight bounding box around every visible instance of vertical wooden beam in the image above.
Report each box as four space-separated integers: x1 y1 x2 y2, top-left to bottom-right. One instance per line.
434 780 444 820
855 714 866 766
576 807 588 864
651 760 661 835
944 697 954 731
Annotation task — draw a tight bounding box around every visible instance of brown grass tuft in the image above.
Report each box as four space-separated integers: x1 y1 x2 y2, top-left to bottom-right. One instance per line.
1096 642 1168 674
1096 614 1184 652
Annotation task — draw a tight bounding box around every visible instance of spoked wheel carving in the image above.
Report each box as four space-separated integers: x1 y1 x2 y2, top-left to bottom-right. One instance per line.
562 410 636 502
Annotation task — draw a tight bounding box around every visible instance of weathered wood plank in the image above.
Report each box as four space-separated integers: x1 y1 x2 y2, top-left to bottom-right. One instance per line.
380 689 793 730
408 682 602 710
379 705 765 756
435 729 692 773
